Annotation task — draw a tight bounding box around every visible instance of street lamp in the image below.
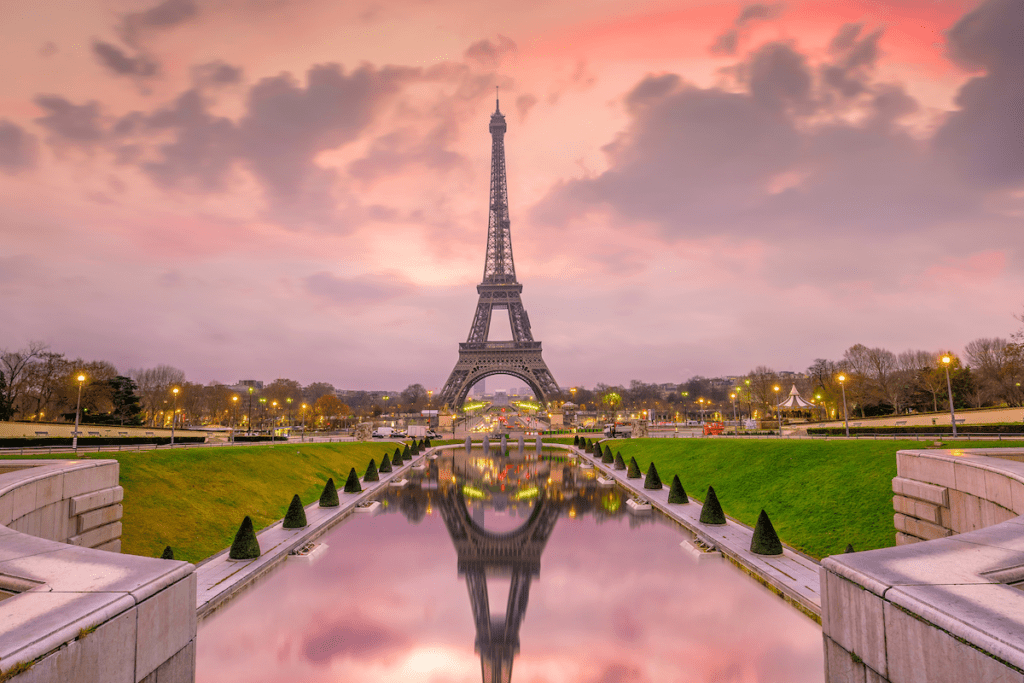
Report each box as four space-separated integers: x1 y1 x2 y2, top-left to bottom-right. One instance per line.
942 355 957 437
286 397 293 426
171 387 179 446
301 403 308 442
837 374 850 438
730 393 737 424
231 396 239 443
247 387 255 435
73 374 86 452
271 400 279 441
773 385 782 437
698 398 706 424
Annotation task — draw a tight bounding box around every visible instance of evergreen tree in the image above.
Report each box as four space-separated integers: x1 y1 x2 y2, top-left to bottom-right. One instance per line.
614 452 626 470
750 510 783 555
573 435 580 446
283 494 307 529
160 546 174 560
0 371 13 421
667 475 688 504
643 462 662 489
699 486 726 525
364 459 379 481
229 516 261 560
109 376 144 425
344 467 362 493
379 454 393 472
626 457 642 478
319 478 339 507
602 445 613 463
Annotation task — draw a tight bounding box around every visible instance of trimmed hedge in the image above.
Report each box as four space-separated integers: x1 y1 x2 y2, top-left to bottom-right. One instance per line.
319 478 339 507
643 462 662 490
343 467 362 493
602 446 614 464
364 458 379 482
750 509 783 555
160 545 174 560
283 494 307 529
0 436 205 448
667 475 688 504
808 423 1024 436
699 486 726 525
614 452 626 470
392 449 404 466
573 435 580 446
626 457 642 479
229 516 261 560
379 454 393 472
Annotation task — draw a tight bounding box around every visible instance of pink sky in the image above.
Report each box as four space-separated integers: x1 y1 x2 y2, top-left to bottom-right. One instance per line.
1 0 1021 392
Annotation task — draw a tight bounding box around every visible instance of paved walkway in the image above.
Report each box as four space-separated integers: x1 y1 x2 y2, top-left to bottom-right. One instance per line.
195 453 428 621
574 444 822 621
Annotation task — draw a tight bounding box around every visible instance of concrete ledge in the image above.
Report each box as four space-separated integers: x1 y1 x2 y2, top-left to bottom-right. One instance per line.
0 460 196 682
824 448 1024 682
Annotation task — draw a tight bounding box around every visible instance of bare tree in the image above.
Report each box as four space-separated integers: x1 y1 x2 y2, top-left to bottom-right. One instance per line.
746 366 779 415
130 365 186 426
0 341 48 418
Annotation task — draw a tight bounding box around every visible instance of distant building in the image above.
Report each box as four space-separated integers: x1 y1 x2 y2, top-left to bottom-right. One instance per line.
237 379 264 390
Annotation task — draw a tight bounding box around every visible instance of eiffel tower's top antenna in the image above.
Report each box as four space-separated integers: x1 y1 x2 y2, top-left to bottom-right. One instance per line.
495 85 500 112
484 85 513 283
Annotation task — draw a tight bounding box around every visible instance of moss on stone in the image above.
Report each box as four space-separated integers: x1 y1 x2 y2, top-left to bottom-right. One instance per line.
364 459 379 482
750 509 784 555
228 515 260 560
602 445 613 463
319 477 339 507
699 486 726 525
283 494 307 528
343 467 362 493
160 545 174 560
667 475 688 504
614 452 626 470
626 456 642 479
643 462 663 490
379 454 393 472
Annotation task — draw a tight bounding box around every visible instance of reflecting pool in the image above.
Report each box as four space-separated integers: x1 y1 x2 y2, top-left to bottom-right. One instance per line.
197 448 823 682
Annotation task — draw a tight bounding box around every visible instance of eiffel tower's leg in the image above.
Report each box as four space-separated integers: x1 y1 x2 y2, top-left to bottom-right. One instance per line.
506 297 533 343
466 300 494 344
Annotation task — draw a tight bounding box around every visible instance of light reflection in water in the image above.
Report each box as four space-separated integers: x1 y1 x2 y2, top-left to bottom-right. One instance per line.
197 448 823 682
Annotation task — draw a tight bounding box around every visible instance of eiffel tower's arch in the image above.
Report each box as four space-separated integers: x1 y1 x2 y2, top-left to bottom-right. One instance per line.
455 368 548 408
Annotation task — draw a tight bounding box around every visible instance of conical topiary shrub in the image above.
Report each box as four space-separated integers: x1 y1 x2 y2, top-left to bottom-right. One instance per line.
379 454 393 472
844 543 855 554
424 438 431 448
626 457 642 479
750 509 783 555
283 494 307 529
602 445 613 463
402 444 411 459
614 452 626 470
699 486 726 525
573 435 580 446
160 546 174 560
364 459 379 482
229 516 261 560
644 462 663 490
667 475 689 504
344 467 362 493
319 478 339 507
410 441 419 456
393 449 403 466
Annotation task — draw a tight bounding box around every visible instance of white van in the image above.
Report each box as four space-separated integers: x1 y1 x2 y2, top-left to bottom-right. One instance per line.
372 427 394 439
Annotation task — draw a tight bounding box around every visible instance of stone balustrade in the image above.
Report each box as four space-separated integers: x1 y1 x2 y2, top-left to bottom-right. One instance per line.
821 448 1024 683
0 459 196 682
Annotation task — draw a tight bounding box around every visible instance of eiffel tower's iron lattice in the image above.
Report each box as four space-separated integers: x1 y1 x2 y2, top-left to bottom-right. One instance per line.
437 95 559 409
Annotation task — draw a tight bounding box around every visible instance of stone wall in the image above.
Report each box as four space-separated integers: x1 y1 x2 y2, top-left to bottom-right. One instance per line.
821 448 1024 683
0 460 196 682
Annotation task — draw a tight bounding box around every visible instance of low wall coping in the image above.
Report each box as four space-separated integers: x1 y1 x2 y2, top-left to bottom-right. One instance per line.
0 459 195 675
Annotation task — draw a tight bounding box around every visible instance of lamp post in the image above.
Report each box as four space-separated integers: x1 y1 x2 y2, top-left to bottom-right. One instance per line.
286 397 293 427
730 393 737 424
942 355 957 437
73 374 86 452
698 398 705 424
247 387 254 435
838 374 850 438
170 387 179 446
259 397 267 435
231 396 238 443
301 403 308 442
271 400 278 442
773 385 782 438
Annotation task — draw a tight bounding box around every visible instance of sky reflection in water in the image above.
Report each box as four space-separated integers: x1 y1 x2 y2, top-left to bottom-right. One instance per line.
197 449 823 682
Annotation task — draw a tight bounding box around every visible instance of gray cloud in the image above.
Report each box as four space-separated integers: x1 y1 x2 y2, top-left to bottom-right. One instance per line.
121 0 199 45
0 121 38 173
191 60 243 88
33 96 105 145
711 3 783 55
92 41 160 78
348 125 464 183
464 35 516 69
303 271 413 307
301 615 410 664
934 0 1024 186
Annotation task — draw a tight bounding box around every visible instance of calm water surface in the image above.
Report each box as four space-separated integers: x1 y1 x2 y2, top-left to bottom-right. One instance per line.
197 448 823 682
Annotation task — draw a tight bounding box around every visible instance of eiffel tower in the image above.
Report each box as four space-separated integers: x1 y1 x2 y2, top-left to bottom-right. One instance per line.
437 93 559 410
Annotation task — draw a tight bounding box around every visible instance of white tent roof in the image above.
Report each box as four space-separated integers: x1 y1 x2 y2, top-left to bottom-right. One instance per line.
777 384 817 409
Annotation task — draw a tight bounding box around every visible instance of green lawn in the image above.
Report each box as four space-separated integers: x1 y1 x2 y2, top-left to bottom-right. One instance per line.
1 442 391 563
608 438 1024 560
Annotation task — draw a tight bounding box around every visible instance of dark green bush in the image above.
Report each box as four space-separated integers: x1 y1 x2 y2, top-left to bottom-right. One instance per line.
160 546 174 560
614 452 626 470
602 445 613 463
807 423 1024 436
573 435 580 446
750 509 783 555
424 438 431 448
229 516 261 560
699 486 726 525
283 494 307 529
0 435 206 448
393 449 404 466
344 467 362 493
364 459 379 482
379 454 393 472
667 475 688 504
319 478 339 507
626 457 642 479
845 543 855 554
643 462 662 490
402 444 411 459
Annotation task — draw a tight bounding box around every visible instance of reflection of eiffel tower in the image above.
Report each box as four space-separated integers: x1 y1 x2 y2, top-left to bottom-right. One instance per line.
437 95 559 410
437 484 560 683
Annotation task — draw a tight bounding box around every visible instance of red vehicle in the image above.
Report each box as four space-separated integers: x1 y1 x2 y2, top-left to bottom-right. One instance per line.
703 421 724 436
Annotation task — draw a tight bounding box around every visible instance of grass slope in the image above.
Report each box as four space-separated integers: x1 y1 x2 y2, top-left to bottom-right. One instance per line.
610 438 1024 560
